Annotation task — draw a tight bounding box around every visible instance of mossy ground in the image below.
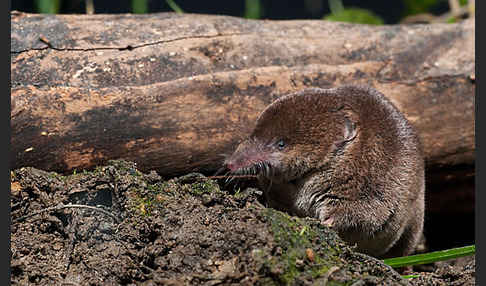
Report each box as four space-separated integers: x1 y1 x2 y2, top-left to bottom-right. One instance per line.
10 160 474 285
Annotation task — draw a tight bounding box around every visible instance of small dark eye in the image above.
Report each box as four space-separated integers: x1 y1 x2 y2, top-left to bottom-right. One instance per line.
277 139 286 150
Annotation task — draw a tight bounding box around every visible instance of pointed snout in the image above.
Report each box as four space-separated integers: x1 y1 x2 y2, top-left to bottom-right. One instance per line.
225 139 264 173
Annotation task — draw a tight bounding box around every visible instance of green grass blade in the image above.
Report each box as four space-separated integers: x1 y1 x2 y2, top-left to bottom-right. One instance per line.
132 0 148 14
383 245 475 268
328 0 344 14
244 0 263 19
402 274 420 279
166 0 184 13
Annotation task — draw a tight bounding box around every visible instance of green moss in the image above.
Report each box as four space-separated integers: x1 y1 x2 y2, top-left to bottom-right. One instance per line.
146 183 160 192
93 165 107 174
128 174 221 217
324 8 384 25
46 171 66 181
156 181 175 194
185 180 221 196
127 182 168 217
136 197 154 216
263 209 346 284
106 159 139 175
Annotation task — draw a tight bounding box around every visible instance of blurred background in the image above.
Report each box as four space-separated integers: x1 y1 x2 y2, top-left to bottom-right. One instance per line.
11 0 474 24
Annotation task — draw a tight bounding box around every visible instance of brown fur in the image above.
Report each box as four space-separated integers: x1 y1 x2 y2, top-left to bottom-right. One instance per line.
225 85 425 258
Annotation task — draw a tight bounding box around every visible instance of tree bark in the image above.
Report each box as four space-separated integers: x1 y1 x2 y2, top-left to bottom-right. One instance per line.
11 12 475 178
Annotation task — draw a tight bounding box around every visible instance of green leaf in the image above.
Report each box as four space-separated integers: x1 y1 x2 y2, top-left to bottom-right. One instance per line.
166 0 184 14
383 245 475 268
132 0 148 14
244 0 263 19
35 0 61 14
323 7 384 25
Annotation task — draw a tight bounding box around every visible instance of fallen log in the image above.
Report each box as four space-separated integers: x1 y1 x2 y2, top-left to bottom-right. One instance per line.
11 12 475 179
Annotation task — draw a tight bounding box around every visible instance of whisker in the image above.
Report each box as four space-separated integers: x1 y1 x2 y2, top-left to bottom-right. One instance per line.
209 174 257 180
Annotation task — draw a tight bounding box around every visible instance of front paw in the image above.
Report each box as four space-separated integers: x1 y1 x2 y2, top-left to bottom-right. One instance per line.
321 216 334 227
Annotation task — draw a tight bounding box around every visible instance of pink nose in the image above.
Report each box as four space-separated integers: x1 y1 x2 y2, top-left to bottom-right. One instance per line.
226 162 235 171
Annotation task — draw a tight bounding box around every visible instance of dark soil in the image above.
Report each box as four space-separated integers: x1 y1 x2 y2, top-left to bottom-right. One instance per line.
10 160 475 285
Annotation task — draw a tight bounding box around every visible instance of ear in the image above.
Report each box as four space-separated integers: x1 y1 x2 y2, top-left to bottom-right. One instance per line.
343 116 358 142
335 112 358 148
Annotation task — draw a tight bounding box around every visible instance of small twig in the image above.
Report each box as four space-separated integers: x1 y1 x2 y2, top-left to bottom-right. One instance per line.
468 0 475 17
321 266 340 285
436 6 470 22
448 0 461 16
13 204 119 223
39 35 53 48
85 0 94 14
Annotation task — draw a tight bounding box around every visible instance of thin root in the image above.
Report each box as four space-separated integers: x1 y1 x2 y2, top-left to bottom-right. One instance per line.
13 203 120 224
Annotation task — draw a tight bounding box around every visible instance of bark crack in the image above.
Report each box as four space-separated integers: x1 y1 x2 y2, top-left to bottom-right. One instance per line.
10 32 247 54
